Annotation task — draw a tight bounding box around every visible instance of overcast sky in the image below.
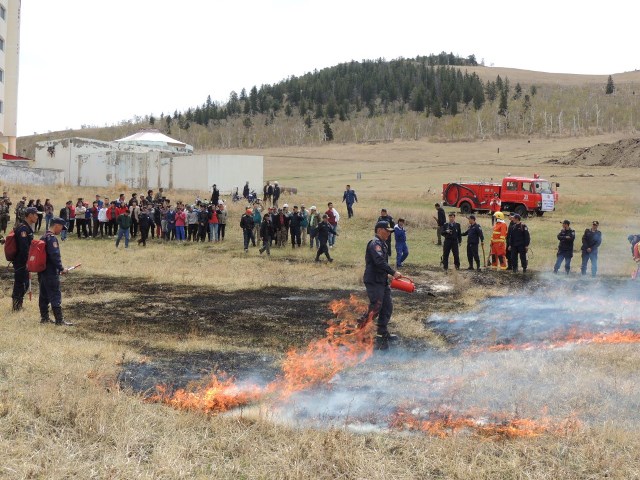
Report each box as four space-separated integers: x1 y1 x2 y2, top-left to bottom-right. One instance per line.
16 0 639 137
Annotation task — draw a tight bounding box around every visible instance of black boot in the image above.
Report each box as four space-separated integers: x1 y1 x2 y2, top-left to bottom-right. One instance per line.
52 306 73 326
40 309 51 324
12 297 23 311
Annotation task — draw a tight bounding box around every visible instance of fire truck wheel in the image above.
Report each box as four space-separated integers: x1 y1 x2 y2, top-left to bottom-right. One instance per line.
514 205 528 218
535 211 545 217
459 201 472 214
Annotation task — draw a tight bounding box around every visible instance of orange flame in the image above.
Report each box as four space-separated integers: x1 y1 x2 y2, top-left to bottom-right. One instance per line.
478 329 640 354
148 374 263 414
151 295 374 412
389 407 579 439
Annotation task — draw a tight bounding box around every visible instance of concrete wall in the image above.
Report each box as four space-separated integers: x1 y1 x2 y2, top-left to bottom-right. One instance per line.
34 137 150 183
0 161 64 185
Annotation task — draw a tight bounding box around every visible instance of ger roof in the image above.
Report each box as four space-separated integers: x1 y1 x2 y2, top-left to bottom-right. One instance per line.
115 130 186 147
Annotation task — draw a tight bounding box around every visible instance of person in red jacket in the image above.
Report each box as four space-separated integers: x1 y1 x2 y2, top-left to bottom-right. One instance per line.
489 193 502 226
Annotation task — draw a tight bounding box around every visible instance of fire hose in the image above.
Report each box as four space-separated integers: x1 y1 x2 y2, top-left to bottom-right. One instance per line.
443 183 483 209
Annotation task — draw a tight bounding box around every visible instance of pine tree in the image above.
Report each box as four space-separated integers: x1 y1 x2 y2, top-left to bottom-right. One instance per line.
498 89 508 116
149 115 155 126
605 75 615 94
513 83 522 99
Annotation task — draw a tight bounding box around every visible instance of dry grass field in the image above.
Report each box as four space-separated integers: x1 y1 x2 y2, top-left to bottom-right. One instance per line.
2 133 640 479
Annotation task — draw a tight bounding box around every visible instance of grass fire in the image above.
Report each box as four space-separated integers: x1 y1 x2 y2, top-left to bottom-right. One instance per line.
3 134 640 478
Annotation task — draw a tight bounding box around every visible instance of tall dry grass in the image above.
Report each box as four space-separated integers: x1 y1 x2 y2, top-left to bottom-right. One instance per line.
2 135 640 477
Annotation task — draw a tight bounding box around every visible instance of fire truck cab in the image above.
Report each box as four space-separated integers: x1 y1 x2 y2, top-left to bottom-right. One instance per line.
442 174 559 217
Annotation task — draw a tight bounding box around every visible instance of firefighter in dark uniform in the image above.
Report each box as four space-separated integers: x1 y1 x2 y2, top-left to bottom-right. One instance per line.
506 212 516 269
441 212 462 271
362 221 402 349
377 209 395 256
461 214 484 270
507 213 530 273
12 207 38 311
39 217 73 325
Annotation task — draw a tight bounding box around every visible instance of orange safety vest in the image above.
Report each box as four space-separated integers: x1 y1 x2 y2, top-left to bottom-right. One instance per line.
490 221 507 256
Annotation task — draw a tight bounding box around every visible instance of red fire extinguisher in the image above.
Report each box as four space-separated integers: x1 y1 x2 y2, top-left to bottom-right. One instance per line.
390 276 416 293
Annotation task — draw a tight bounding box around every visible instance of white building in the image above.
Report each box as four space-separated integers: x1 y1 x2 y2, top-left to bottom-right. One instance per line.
33 136 263 193
0 0 20 155
115 129 194 154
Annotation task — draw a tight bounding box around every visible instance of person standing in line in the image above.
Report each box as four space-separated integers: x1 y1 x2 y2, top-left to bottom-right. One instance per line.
240 208 256 252
289 205 302 248
43 199 54 232
217 203 228 241
441 212 462 271
97 202 108 238
433 203 446 246
507 214 530 273
554 220 575 274
308 206 320 249
315 214 337 262
11 207 37 311
462 214 484 270
361 220 403 350
90 201 101 238
75 199 88 239
299 204 309 246
581 221 602 277
115 209 132 248
243 181 250 199
130 201 141 238
35 199 44 232
342 184 358 218
252 204 262 245
174 205 186 241
138 206 154 246
207 204 218 242
393 218 409 268
186 205 198 241
38 217 73 326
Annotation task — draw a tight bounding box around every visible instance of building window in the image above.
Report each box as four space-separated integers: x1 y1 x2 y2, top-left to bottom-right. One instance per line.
0 69 4 83
0 37 4 51
0 5 5 20
0 101 4 114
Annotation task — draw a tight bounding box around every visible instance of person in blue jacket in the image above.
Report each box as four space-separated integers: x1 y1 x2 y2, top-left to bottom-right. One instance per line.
462 215 484 271
342 184 358 218
393 218 408 268
581 221 602 276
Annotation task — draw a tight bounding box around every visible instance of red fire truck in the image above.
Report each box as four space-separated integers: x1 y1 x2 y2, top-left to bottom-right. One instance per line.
442 174 559 217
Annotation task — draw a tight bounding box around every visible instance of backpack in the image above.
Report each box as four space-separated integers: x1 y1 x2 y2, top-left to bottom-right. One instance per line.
3 229 17 262
27 239 47 273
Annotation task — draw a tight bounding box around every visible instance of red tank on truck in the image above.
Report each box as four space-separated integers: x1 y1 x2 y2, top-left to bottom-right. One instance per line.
442 174 559 218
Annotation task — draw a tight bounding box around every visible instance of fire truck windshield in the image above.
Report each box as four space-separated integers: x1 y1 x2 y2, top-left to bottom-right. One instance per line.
534 181 553 194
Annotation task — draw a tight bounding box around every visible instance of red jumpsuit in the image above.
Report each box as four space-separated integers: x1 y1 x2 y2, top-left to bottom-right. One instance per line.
490 220 508 269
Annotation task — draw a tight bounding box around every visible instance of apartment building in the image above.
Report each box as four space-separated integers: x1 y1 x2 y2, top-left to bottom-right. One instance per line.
0 0 19 155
